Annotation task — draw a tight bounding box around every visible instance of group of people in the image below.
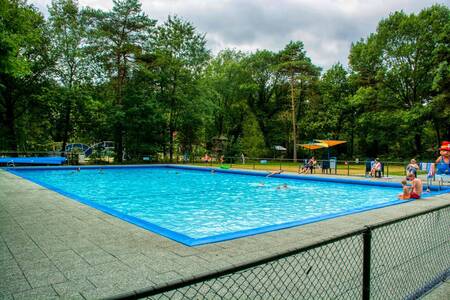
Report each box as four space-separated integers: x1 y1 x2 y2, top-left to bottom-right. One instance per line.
399 172 423 200
369 158 382 177
398 140 450 200
201 154 224 163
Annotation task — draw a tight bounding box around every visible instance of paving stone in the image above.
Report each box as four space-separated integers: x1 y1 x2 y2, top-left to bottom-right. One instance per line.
117 253 154 270
77 249 117 266
87 270 153 291
16 258 55 272
80 286 127 299
52 279 96 296
0 258 22 274
147 271 184 285
0 278 31 294
12 286 59 300
60 265 103 280
23 267 67 288
0 291 13 300
13 248 48 265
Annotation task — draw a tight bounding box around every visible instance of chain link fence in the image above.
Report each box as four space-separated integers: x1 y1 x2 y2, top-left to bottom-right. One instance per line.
107 205 449 300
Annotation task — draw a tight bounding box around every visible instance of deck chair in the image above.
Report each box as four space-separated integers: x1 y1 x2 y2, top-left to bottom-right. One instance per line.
321 160 330 174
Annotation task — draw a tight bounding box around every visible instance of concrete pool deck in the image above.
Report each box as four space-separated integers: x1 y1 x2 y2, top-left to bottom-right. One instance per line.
0 167 449 299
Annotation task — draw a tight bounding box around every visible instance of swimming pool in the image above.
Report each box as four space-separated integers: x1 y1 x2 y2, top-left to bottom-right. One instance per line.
7 165 448 246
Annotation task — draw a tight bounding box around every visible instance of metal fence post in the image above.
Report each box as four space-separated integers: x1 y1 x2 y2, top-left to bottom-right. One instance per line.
347 161 350 176
362 227 372 300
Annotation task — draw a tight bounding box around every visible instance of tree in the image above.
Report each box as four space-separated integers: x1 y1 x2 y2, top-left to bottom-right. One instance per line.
83 0 155 161
243 50 287 154
0 0 47 151
348 5 450 157
47 0 90 152
277 41 320 161
202 49 249 154
148 15 210 161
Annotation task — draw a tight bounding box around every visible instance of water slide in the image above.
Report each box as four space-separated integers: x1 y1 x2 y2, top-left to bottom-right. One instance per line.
65 141 114 157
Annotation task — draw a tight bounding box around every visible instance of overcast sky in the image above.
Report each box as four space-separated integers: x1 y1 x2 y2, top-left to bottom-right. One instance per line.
31 0 447 70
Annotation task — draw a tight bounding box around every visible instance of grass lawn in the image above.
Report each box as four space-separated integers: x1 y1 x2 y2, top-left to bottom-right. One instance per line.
191 160 416 177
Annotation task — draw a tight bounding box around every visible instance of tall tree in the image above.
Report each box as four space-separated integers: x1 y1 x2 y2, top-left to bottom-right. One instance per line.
277 41 320 161
202 49 248 153
148 15 210 161
47 0 89 152
84 0 155 161
0 0 47 151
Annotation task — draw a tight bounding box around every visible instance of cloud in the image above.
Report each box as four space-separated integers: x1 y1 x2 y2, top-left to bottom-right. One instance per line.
30 0 446 69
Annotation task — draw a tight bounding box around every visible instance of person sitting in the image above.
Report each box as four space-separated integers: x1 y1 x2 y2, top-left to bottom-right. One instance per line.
201 153 211 163
398 179 411 200
298 156 317 174
406 172 422 199
370 158 382 177
406 159 419 176
266 170 283 177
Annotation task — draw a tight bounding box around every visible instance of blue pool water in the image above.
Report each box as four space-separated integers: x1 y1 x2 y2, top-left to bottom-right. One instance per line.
9 166 441 246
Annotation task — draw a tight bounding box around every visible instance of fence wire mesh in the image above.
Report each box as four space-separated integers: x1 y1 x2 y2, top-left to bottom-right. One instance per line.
370 206 450 299
122 205 449 300
146 235 363 300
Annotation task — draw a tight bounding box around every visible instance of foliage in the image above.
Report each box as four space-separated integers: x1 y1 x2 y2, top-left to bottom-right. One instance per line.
1 1 449 163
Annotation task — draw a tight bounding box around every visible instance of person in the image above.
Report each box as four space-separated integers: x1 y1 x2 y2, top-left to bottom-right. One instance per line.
406 159 419 176
370 158 382 177
266 170 283 177
202 153 211 163
298 156 317 174
435 141 450 175
398 179 411 200
406 172 422 199
241 153 246 164
219 155 224 164
276 183 288 190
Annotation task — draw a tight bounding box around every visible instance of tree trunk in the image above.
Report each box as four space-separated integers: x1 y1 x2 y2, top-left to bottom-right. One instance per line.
61 99 72 157
290 78 297 162
414 133 421 156
169 125 174 163
115 124 123 163
4 91 18 152
114 55 125 162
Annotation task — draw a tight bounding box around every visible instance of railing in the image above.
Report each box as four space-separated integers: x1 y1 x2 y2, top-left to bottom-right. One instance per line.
2 152 446 187
184 156 436 178
107 204 450 300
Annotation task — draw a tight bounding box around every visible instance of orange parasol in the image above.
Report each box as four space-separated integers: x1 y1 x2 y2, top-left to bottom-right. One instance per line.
314 140 347 147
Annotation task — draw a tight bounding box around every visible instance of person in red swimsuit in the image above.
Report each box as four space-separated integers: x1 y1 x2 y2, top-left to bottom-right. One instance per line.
406 172 422 199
